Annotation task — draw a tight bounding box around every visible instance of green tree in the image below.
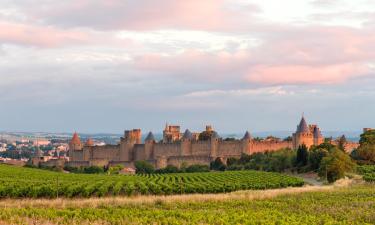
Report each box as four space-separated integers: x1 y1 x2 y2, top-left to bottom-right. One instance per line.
226 157 239 167
356 144 375 164
267 149 294 172
198 131 213 141
253 137 264 141
186 164 210 173
295 144 309 167
224 137 236 141
83 166 104 174
319 148 356 183
135 161 155 174
283 136 293 142
356 130 375 164
337 135 347 151
359 130 375 145
309 147 329 171
107 165 124 175
210 157 226 171
324 137 333 143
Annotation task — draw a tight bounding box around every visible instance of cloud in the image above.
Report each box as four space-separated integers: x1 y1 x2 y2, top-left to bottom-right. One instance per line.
246 63 370 85
24 0 256 31
0 21 88 47
184 86 294 98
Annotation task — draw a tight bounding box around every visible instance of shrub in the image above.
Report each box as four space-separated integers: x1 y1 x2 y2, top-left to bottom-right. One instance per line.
135 161 155 174
83 166 105 174
185 164 210 173
210 158 226 171
319 148 356 183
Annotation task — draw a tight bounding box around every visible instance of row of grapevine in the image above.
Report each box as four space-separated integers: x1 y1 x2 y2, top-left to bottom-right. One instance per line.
0 164 304 198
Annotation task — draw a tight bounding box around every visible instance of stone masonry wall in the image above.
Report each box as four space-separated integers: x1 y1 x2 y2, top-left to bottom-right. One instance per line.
191 141 211 156
217 141 243 157
167 156 212 168
250 141 293 154
90 145 120 161
154 143 181 158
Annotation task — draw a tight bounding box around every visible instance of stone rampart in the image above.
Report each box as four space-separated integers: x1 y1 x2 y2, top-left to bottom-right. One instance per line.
167 155 212 168
250 141 292 153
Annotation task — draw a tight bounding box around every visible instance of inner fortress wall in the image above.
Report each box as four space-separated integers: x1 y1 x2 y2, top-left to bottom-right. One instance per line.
154 143 181 158
133 144 146 161
217 141 243 157
167 156 212 168
191 141 211 156
70 150 83 161
250 141 293 154
90 145 120 161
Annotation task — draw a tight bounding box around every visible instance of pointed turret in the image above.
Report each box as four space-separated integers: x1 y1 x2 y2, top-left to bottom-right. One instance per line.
70 132 82 145
69 132 83 151
182 129 193 140
242 131 252 140
313 126 322 138
211 131 220 139
145 132 155 142
297 116 309 133
85 138 94 146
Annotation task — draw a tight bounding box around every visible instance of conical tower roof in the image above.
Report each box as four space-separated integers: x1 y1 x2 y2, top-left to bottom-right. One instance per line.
182 129 193 140
313 126 322 138
297 117 309 133
145 132 155 142
242 131 252 140
70 132 81 145
211 131 220 139
85 138 94 146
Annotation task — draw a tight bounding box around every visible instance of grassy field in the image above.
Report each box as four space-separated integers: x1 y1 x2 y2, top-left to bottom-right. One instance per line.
0 164 303 198
0 184 373 224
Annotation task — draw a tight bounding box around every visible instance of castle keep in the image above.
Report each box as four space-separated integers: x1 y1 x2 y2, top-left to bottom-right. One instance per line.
67 117 324 169
292 116 324 149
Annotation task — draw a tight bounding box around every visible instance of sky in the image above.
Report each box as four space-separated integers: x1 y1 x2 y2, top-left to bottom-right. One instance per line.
0 0 375 134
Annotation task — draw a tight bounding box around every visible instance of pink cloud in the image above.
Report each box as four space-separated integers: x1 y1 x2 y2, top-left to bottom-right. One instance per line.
0 21 88 47
133 50 250 81
246 64 369 85
28 0 255 31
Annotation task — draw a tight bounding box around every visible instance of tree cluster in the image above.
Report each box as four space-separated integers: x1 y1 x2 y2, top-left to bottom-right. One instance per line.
352 130 375 164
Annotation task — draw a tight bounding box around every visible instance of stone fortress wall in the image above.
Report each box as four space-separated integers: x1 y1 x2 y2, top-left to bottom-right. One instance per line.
52 117 358 169
66 121 300 169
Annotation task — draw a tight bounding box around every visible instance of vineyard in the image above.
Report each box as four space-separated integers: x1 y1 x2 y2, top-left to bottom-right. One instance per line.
0 184 374 224
0 164 304 198
357 165 375 182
